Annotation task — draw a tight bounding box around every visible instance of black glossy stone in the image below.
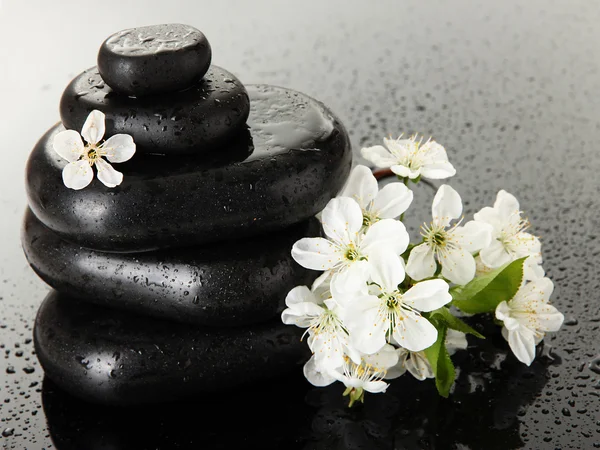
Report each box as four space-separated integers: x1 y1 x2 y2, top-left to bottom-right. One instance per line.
22 208 320 327
97 24 212 96
59 65 249 156
34 291 310 406
28 84 352 252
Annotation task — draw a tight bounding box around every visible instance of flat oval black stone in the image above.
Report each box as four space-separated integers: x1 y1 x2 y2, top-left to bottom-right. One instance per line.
28 84 352 252
22 208 320 326
34 291 309 405
97 24 212 96
59 65 249 156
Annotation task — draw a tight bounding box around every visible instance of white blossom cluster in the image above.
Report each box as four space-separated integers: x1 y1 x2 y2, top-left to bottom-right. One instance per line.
282 135 564 406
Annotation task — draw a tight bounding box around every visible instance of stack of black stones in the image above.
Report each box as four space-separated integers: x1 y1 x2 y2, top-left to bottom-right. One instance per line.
22 24 352 405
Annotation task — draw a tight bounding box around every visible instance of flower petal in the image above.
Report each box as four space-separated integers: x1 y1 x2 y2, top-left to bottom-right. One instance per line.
385 349 407 379
494 190 520 219
391 164 420 179
321 197 363 243
281 305 321 327
292 237 341 271
404 351 434 380
392 311 438 352
513 277 554 305
523 257 545 282
420 161 456 179
473 206 504 234
303 356 337 387
351 302 389 354
331 261 370 296
421 141 449 162
368 249 405 293
340 165 378 211
311 271 333 295
53 130 85 162
285 285 317 307
102 134 136 163
405 244 437 281
431 184 462 227
361 219 409 256
81 110 106 144
496 301 520 330
361 145 397 168
62 160 93 190
371 182 413 219
440 247 476 285
383 137 411 159
510 232 542 260
95 158 124 188
363 343 400 370
363 380 389 394
402 279 452 312
507 328 536 366
529 303 564 332
451 220 493 253
479 239 511 269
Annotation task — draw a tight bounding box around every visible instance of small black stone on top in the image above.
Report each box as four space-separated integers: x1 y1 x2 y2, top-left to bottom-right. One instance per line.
97 24 212 97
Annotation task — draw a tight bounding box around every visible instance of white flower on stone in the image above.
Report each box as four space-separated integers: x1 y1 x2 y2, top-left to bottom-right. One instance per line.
495 277 564 366
406 185 493 285
347 250 452 354
52 110 136 190
361 134 456 180
387 330 468 381
340 165 413 227
474 190 542 269
281 285 360 370
292 197 409 291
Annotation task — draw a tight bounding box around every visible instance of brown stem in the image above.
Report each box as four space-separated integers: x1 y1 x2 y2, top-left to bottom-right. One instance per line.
372 168 395 181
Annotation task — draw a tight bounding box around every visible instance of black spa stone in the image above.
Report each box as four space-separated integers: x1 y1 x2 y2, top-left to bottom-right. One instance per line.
27 84 352 252
34 291 310 406
97 24 212 96
60 65 249 156
22 208 320 327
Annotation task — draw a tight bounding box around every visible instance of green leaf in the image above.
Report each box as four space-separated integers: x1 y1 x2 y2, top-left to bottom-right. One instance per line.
451 257 526 314
424 325 455 398
429 307 485 339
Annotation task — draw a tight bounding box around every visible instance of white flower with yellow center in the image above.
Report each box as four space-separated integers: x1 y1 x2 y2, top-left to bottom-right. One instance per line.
52 110 136 190
281 284 360 370
346 250 452 354
303 344 399 406
361 134 456 180
406 185 493 285
474 190 542 269
292 197 409 291
495 277 564 366
340 165 413 227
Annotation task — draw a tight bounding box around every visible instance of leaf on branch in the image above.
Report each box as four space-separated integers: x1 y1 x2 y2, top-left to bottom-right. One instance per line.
423 324 456 398
451 257 526 314
429 307 484 339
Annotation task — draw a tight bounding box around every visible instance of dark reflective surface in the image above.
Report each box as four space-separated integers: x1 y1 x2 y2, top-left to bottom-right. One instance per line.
2 0 600 448
38 319 553 449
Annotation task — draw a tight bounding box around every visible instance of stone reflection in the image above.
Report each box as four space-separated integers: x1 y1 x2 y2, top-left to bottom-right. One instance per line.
43 321 554 450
